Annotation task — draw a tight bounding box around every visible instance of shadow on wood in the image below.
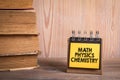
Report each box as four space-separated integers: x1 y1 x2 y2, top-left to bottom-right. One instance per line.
38 58 67 72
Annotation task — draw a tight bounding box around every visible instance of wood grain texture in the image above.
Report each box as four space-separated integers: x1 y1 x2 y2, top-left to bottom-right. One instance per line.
33 0 120 58
0 58 120 80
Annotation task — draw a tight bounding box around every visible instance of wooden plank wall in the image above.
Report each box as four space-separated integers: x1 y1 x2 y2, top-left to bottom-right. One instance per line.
33 0 120 59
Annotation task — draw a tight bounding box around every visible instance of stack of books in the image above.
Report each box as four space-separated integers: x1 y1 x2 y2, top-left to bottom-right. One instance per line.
0 0 40 71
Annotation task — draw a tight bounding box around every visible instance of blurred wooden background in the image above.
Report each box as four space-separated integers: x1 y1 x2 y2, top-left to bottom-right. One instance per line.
33 0 120 59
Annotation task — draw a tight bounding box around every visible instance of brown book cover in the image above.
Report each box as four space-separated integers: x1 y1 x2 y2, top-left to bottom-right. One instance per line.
0 52 39 71
0 35 40 55
0 10 38 35
0 0 33 9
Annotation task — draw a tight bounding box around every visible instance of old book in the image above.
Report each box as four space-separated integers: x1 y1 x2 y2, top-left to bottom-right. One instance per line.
0 35 40 55
0 0 33 9
0 10 38 35
0 23 38 35
0 52 39 71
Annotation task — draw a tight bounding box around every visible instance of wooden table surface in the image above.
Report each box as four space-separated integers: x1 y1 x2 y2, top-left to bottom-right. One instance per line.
0 58 120 80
